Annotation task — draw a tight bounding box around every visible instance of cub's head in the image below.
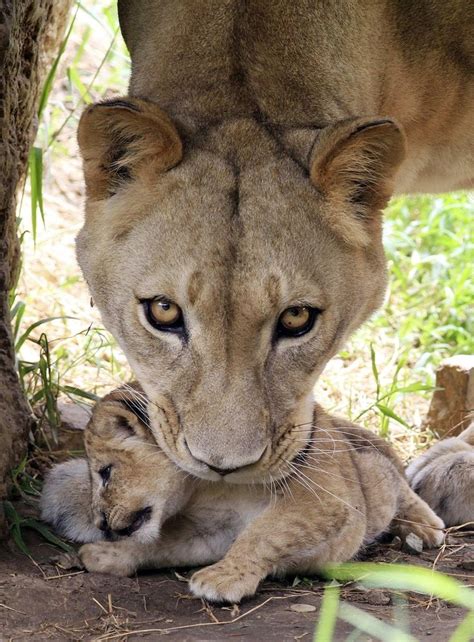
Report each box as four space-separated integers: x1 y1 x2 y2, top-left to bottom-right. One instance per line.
85 384 189 543
76 97 405 483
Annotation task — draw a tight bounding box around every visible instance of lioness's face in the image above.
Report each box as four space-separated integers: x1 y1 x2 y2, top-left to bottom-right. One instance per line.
85 391 188 543
77 99 404 482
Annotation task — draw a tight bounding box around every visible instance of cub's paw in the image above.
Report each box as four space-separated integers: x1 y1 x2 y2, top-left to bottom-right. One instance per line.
79 542 135 576
189 561 261 603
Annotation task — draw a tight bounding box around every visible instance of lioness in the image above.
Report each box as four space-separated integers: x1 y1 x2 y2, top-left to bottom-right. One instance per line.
74 3 471 598
41 386 443 602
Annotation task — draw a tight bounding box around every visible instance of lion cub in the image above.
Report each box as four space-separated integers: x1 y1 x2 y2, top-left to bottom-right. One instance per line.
41 386 268 576
407 423 474 527
41 385 192 545
42 386 444 602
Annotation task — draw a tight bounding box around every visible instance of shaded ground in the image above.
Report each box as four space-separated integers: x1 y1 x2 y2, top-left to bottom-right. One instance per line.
1 526 472 641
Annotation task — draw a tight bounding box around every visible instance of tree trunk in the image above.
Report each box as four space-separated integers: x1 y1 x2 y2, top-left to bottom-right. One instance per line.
0 0 72 536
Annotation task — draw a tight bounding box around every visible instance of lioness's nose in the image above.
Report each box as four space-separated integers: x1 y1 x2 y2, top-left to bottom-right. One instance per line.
184 437 266 475
206 463 239 476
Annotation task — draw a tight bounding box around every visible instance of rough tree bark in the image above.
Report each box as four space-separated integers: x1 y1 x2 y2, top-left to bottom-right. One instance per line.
0 0 72 536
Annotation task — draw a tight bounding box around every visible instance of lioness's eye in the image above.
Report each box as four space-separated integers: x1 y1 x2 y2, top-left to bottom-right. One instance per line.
142 297 184 334
277 306 319 338
99 464 112 486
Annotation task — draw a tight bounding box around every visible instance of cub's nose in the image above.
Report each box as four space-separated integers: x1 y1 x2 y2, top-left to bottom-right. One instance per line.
114 506 152 537
98 512 108 531
98 512 114 540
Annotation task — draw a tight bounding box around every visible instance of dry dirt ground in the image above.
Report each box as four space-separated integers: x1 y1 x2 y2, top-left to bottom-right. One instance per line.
1 526 472 641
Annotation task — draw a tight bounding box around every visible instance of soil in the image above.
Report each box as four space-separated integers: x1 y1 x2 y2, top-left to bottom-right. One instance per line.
1 526 472 641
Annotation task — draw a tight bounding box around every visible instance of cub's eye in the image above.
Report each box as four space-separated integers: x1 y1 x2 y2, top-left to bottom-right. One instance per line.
142 297 184 333
99 465 112 486
277 306 319 338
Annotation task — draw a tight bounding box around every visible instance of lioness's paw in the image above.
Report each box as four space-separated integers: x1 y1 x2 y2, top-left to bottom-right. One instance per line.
189 561 261 603
79 542 135 576
412 514 445 548
396 513 445 549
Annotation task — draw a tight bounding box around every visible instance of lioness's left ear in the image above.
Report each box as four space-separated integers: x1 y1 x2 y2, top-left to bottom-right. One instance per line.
309 118 406 246
78 97 182 200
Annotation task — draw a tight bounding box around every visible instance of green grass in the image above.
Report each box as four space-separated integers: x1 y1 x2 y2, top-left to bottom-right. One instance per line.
330 191 473 440
382 193 473 370
313 563 474 642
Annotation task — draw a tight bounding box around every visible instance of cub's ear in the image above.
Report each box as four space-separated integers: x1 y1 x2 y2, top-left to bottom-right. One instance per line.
77 97 182 200
309 118 406 246
89 386 150 442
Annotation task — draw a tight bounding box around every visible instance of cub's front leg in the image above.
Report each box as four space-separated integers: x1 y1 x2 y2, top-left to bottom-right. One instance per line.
79 514 236 576
79 539 138 576
189 495 366 603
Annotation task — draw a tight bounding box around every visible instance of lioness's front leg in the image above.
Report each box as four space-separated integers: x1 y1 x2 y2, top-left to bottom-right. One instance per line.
189 497 366 603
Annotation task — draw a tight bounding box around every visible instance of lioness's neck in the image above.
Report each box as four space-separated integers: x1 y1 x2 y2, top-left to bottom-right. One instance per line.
122 0 474 192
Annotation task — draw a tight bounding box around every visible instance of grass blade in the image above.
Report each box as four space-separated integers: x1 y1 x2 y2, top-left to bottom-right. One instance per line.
60 384 99 401
67 65 92 103
449 612 474 642
314 583 340 642
37 7 78 119
23 519 74 553
3 501 31 556
375 403 410 429
15 316 74 352
338 602 417 642
370 344 380 399
28 146 44 241
324 563 474 611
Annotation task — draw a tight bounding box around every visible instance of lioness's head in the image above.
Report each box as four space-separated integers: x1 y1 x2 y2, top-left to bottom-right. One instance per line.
85 385 189 543
76 97 405 482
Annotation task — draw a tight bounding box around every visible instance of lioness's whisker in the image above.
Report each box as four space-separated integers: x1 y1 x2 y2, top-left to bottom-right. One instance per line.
287 464 323 505
295 460 360 484
288 461 363 515
294 434 382 449
280 473 295 502
292 440 379 454
115 383 174 424
292 425 383 452
270 478 278 507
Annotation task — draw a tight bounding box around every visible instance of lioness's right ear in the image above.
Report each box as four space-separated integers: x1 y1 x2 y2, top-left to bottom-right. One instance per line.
77 97 182 200
309 117 405 246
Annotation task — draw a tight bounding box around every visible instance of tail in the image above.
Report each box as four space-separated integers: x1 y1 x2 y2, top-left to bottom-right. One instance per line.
40 459 104 543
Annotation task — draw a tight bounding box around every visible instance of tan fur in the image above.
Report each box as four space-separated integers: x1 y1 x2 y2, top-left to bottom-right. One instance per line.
78 98 182 201
76 2 474 482
407 423 474 528
44 386 444 602
84 384 191 543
